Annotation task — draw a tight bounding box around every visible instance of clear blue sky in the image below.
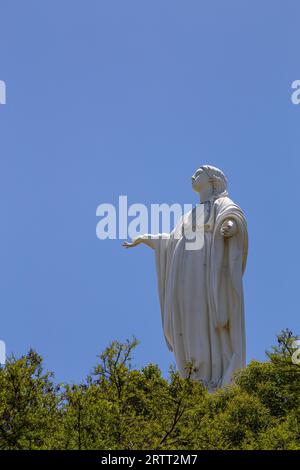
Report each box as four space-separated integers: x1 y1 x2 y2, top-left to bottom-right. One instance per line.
0 0 299 383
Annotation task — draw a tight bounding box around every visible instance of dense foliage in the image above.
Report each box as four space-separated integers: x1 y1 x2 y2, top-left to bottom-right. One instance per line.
0 330 299 450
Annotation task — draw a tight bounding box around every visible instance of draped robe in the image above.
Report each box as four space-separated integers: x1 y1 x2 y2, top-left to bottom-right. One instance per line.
147 195 248 390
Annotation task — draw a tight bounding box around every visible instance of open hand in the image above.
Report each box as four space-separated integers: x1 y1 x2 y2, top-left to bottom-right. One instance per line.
122 237 142 248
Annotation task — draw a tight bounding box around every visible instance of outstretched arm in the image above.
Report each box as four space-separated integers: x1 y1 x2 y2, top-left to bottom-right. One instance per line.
122 234 157 250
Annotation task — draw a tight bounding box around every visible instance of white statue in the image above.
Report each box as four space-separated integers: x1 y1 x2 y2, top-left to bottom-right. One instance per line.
123 165 248 390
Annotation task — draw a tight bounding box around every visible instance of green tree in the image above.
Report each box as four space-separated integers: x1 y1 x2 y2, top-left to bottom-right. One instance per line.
0 330 299 450
0 350 62 449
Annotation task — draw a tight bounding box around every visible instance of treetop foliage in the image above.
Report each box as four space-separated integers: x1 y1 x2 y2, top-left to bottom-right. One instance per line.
0 330 299 450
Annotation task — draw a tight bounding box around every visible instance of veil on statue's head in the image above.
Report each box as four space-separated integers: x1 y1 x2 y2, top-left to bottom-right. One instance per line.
200 165 228 199
174 165 229 239
173 165 229 239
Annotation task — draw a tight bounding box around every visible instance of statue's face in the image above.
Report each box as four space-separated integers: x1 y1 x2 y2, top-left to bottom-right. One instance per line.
191 167 210 193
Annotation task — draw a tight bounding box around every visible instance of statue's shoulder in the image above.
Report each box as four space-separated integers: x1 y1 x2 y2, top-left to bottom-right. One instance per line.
214 196 233 209
214 196 244 215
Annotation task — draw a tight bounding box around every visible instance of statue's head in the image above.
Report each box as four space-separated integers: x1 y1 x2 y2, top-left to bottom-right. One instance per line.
191 165 228 198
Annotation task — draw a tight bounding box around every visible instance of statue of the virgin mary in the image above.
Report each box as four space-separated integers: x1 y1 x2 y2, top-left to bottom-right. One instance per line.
124 165 248 390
